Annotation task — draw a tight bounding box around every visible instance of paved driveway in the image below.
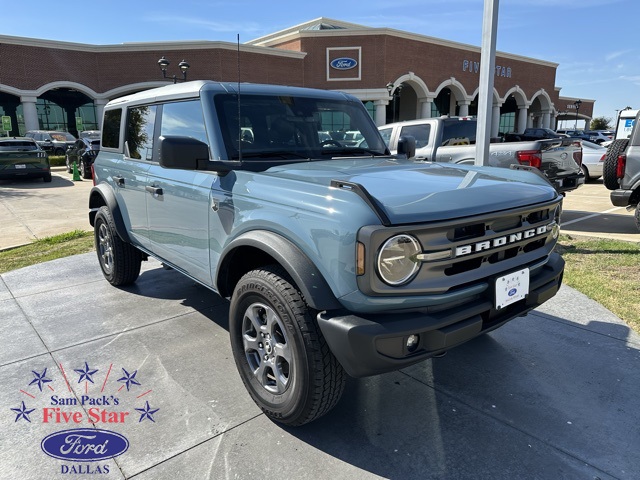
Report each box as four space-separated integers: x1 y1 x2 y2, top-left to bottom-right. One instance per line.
2 253 639 479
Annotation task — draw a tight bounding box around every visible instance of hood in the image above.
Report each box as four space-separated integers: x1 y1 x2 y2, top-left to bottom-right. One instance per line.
265 158 558 224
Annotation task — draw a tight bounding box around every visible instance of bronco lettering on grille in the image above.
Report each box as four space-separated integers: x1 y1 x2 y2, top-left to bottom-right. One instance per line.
455 223 554 257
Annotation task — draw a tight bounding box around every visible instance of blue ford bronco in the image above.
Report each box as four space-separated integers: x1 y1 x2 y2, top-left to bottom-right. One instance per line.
89 81 564 425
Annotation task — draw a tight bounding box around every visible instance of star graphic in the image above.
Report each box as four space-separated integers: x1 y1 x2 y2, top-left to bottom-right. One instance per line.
74 362 99 384
28 368 53 392
117 368 141 391
11 401 35 423
135 401 159 423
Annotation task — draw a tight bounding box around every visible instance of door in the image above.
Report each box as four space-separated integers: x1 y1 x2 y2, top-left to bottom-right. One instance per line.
145 100 215 285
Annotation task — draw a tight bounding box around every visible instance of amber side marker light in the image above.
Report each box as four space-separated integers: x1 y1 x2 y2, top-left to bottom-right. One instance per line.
356 242 366 276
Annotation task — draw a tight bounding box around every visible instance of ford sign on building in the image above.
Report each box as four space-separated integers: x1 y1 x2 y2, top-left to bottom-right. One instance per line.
330 57 358 70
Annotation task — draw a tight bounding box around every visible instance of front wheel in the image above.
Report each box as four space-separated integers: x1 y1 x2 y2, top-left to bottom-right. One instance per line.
80 159 92 179
635 204 640 232
229 266 346 426
94 206 142 286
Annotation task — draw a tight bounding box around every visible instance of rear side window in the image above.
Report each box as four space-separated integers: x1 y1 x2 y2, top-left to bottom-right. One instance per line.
400 124 430 148
126 105 157 161
441 120 476 146
102 109 122 149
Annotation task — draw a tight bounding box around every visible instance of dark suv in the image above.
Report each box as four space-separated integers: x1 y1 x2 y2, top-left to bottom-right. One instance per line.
65 137 101 178
25 130 76 156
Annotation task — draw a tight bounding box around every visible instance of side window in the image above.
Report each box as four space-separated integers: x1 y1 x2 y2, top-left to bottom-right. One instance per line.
400 124 430 148
126 105 156 161
378 127 392 146
160 100 207 145
102 109 122 149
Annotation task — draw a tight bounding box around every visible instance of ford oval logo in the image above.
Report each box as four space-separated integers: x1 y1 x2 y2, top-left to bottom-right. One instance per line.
41 428 129 462
508 288 518 297
330 57 358 70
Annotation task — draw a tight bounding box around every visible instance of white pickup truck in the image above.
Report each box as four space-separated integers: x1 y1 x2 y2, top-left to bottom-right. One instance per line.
380 117 584 194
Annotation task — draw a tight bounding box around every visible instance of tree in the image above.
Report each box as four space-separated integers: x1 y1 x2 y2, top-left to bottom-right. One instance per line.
590 116 612 130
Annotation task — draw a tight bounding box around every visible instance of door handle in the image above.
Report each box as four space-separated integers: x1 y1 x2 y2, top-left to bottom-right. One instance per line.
112 176 125 186
145 185 163 196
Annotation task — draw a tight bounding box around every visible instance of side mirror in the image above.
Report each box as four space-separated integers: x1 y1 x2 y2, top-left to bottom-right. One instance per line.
159 135 239 173
397 135 416 159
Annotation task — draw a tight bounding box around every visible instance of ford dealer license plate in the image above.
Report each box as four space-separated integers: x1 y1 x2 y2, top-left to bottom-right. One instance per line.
495 268 529 309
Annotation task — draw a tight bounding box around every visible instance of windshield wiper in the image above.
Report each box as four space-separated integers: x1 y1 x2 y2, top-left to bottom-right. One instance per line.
232 151 311 160
320 147 386 157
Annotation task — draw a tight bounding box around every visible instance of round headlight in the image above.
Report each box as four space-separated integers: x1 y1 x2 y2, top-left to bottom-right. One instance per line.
377 234 421 286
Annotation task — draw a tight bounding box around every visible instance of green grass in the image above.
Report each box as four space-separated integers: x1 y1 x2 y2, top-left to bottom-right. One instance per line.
556 234 640 333
48 155 66 167
0 230 94 274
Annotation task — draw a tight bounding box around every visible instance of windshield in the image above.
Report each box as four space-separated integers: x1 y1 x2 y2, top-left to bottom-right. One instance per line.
214 93 388 161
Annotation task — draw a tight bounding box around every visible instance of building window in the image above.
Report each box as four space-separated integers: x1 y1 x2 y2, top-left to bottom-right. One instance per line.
499 112 515 134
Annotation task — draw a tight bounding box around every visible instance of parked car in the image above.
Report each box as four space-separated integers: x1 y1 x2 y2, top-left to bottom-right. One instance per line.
585 131 611 145
25 130 76 156
504 128 564 141
556 129 592 141
579 140 606 180
0 137 51 182
79 130 101 140
90 80 565 425
65 136 101 179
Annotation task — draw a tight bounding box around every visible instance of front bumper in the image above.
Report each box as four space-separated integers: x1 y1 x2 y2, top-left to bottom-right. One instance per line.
317 253 564 378
610 189 634 207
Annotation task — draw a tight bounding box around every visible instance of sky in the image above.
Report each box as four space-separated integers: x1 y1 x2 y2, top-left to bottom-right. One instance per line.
3 0 638 124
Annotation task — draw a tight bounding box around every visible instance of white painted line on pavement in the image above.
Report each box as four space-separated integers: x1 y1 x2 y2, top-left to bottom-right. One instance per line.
562 206 625 227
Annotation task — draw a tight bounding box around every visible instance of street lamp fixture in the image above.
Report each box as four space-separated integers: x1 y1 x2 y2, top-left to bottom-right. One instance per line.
574 99 582 129
158 56 190 84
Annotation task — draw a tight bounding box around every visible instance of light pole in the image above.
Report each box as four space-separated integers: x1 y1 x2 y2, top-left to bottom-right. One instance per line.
574 99 582 130
158 56 190 84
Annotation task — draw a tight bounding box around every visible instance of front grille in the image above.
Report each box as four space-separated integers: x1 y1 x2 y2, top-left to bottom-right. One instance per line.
358 199 561 296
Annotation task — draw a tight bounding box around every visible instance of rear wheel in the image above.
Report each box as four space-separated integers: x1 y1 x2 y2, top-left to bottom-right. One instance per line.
603 139 629 190
94 206 142 286
635 204 640 232
42 172 52 183
80 159 92 179
581 165 590 181
229 265 346 426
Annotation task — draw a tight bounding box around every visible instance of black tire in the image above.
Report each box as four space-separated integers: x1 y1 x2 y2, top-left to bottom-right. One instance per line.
634 204 640 232
94 206 142 286
581 165 590 182
229 265 346 426
42 172 52 183
54 147 65 156
603 139 629 190
80 159 92 179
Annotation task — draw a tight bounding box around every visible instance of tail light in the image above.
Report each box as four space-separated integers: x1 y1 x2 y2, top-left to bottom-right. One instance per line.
516 150 542 169
598 154 605 163
617 153 626 179
572 141 582 166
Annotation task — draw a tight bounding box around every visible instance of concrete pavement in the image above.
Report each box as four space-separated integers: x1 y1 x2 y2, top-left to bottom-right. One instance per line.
1 253 639 479
0 167 94 250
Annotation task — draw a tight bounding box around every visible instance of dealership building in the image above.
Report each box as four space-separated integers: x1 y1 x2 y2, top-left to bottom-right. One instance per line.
0 17 593 137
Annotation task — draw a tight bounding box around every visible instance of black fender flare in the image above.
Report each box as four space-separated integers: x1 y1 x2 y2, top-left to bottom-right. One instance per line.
88 184 132 243
217 230 343 311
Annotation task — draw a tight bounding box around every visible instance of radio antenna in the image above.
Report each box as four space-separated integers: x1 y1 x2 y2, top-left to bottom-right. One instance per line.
237 33 242 162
